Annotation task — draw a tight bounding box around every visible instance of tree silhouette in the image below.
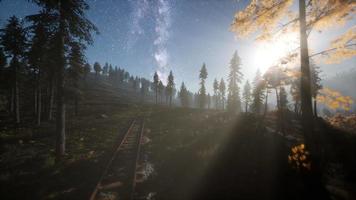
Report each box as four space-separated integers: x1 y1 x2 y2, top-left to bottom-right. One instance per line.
158 80 164 104
179 82 189 107
67 42 85 116
153 71 159 104
27 10 54 126
310 63 322 117
140 78 149 102
0 16 27 124
0 47 6 69
213 78 219 109
279 86 288 134
32 0 98 159
102 62 109 76
207 93 211 109
166 71 175 107
199 63 208 109
94 62 101 77
83 63 91 80
219 78 226 110
251 70 265 114
290 77 301 115
227 51 243 114
242 80 251 113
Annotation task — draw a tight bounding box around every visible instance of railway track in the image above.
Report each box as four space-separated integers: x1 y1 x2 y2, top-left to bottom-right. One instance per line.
90 118 145 200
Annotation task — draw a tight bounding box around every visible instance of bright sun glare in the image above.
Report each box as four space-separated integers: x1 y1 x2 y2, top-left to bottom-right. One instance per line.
253 32 299 73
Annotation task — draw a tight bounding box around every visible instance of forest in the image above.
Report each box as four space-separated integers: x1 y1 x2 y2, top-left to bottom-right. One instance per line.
0 0 355 200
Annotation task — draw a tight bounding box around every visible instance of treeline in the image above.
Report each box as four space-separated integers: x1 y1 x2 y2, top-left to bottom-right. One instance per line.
0 0 98 160
174 50 322 135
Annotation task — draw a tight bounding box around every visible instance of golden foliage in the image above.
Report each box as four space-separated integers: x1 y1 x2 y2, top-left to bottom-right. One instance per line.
307 0 356 30
317 87 354 111
288 143 311 171
322 26 356 63
230 0 294 40
231 0 356 63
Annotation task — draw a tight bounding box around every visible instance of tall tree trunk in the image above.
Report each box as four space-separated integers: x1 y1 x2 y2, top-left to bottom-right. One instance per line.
74 96 79 116
275 88 280 111
299 0 324 191
10 87 14 113
169 95 172 107
275 87 282 132
313 98 317 117
56 13 66 160
13 58 20 124
48 79 54 121
34 87 38 115
294 101 298 114
263 89 269 117
155 89 157 105
299 0 314 134
37 71 41 126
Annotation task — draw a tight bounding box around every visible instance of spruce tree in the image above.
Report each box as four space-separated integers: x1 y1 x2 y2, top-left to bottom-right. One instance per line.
251 70 265 114
67 42 85 116
102 62 109 76
199 63 208 109
93 62 101 77
179 82 189 107
213 78 219 109
207 93 211 109
83 63 91 80
310 63 322 117
219 78 226 110
158 80 164 104
32 0 98 159
227 51 243 113
242 80 251 113
166 70 175 107
0 16 27 124
27 10 54 126
153 72 159 104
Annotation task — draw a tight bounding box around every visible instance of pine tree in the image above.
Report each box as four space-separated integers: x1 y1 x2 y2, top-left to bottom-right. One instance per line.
0 48 6 69
32 0 98 159
153 71 159 104
213 78 219 109
199 63 208 109
0 48 7 101
227 51 243 113
251 70 265 114
179 82 189 107
108 64 113 80
279 86 288 110
67 42 85 116
83 63 91 80
310 63 322 117
219 78 226 110
102 62 109 76
27 10 54 126
93 62 101 77
0 16 27 124
279 86 288 134
133 76 140 92
166 70 175 107
158 80 164 104
242 80 251 112
290 77 301 114
207 93 211 109
140 78 149 102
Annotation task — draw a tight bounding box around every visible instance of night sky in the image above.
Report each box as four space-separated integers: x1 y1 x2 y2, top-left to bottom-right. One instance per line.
0 0 355 93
